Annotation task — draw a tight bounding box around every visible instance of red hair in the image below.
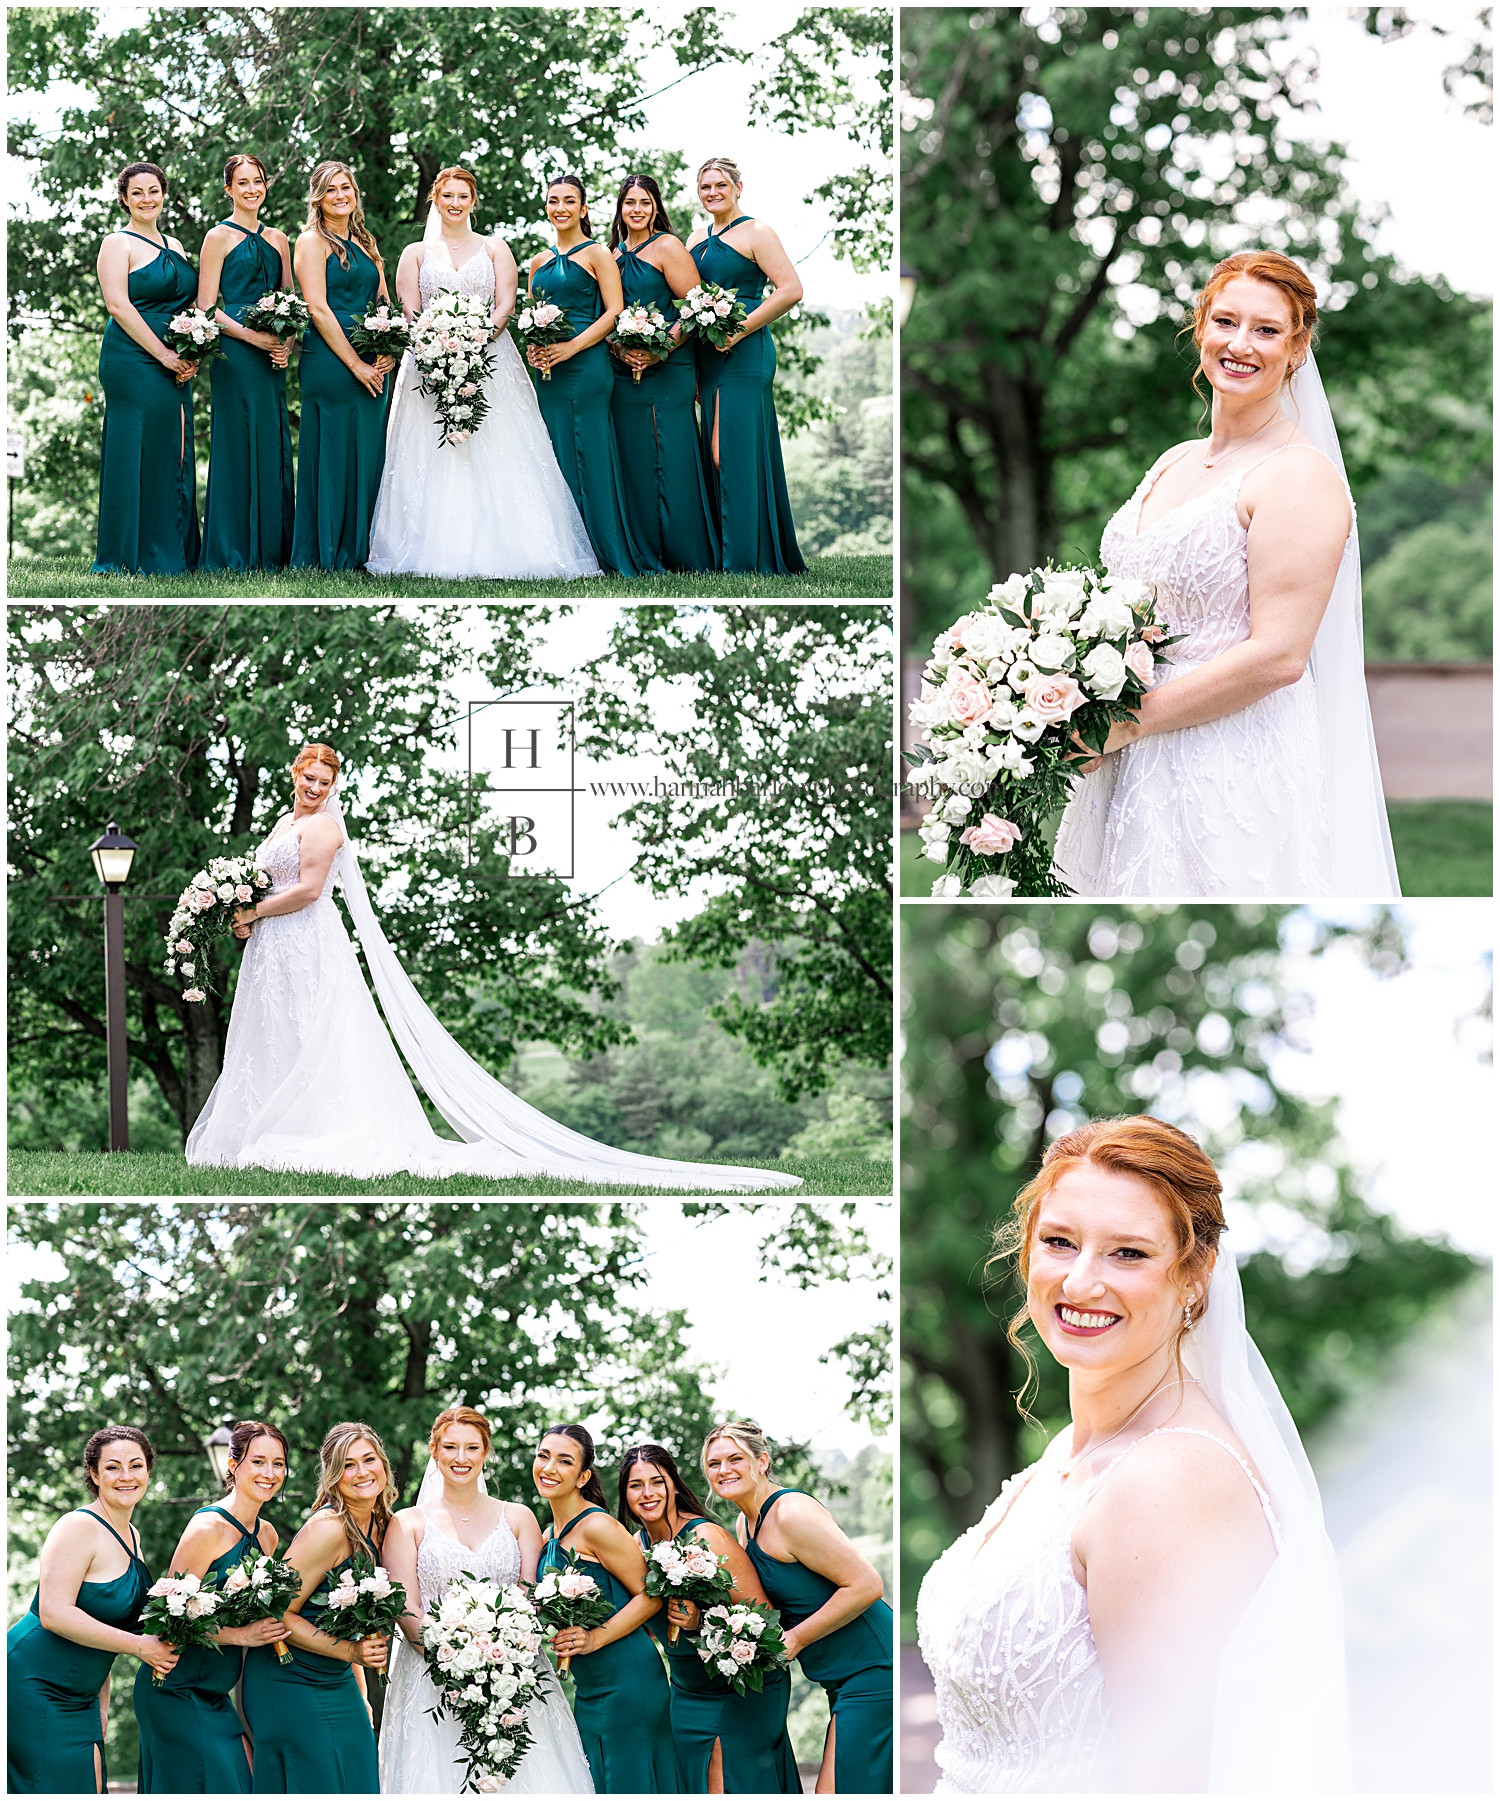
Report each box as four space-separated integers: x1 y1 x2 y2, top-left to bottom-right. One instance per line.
1189 251 1318 400
292 742 340 778
428 1405 492 1457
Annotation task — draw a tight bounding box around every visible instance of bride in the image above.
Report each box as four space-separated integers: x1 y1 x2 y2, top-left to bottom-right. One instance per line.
380 1406 594 1794
183 741 801 1190
1053 249 1399 899
917 1116 1351 1793
365 165 601 580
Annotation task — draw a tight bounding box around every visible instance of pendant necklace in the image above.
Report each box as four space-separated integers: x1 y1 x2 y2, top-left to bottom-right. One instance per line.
1203 411 1286 469
1060 1375 1199 1482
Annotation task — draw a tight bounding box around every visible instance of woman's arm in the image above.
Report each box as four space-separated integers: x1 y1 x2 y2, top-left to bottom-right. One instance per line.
489 237 519 332
36 1514 179 1676
549 1515 660 1658
394 243 424 323
760 1494 884 1659
232 815 340 931
722 222 802 350
279 1516 388 1670
165 1512 289 1650
96 235 196 376
294 233 384 396
507 1503 542 1583
380 1510 425 1645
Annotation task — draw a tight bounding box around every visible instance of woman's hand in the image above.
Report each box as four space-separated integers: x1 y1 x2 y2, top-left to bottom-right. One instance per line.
136 1634 181 1678
527 343 575 374
349 358 385 397
164 352 198 380
231 907 257 937
372 353 396 376
1067 714 1140 773
624 348 658 372
717 329 749 354
349 1634 389 1670
247 328 282 356
780 1627 803 1661
666 1598 700 1632
550 1624 601 1659
217 1618 291 1648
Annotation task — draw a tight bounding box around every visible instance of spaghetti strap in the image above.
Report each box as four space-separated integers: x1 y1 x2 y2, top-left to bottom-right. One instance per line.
199 1502 260 1537
1096 1427 1285 1550
555 1504 606 1545
751 1485 816 1540
121 229 165 251
73 1506 146 1564
220 219 263 238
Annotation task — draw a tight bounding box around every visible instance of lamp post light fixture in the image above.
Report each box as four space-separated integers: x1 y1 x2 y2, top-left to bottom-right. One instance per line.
899 262 920 327
205 1417 237 1490
87 821 138 1153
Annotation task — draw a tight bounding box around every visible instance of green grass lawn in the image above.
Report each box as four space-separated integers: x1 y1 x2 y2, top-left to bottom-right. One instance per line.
6 553 892 602
7 1149 892 1198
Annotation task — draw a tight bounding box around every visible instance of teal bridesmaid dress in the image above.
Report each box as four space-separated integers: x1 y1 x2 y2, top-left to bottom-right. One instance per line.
743 1489 893 1795
7 1509 151 1792
689 220 807 576
638 1520 799 1794
239 1521 379 1794
201 222 294 570
540 1507 679 1792
92 231 201 574
134 1505 260 1792
290 239 387 571
528 245 657 576
611 237 718 572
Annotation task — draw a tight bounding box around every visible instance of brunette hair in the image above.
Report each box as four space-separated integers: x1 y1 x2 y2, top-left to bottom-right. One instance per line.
116 162 167 208
313 1421 397 1561
616 1442 709 1528
700 1419 772 1482
428 165 479 208
84 1425 155 1496
224 1419 290 1492
990 1115 1225 1417
223 153 270 189
695 156 743 191
545 174 593 238
1186 250 1319 412
538 1422 608 1507
291 742 341 780
305 161 383 272
608 174 675 250
428 1405 492 1458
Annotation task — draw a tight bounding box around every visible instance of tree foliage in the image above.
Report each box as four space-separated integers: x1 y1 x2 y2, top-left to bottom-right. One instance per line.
899 903 1483 1623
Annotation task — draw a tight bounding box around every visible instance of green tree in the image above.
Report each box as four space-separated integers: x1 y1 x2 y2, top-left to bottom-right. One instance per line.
899 904 1482 1623
900 7 1493 650
7 605 627 1143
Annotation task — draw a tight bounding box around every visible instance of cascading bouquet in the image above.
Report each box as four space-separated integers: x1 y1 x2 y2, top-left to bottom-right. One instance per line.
609 303 675 382
347 302 411 362
694 1599 788 1696
644 1537 733 1644
418 1576 543 1792
213 1547 304 1666
163 307 224 383
139 1571 224 1685
408 289 496 445
164 855 272 1002
907 564 1182 897
533 1550 615 1673
514 301 572 380
676 281 747 351
242 289 311 347
316 1551 408 1683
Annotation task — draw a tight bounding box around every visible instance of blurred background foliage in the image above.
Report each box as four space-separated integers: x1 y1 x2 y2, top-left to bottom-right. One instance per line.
899 6 1492 663
898 903 1486 1633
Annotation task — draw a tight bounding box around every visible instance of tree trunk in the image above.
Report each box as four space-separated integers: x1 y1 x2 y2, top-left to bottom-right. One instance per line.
982 358 1045 577
181 999 225 1133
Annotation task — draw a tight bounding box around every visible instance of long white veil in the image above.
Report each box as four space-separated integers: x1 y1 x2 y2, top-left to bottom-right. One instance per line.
318 791 801 1191
1281 354 1401 897
1185 1245 1353 1792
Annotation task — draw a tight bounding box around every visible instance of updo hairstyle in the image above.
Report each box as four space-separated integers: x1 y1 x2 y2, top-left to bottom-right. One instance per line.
428 165 479 208
291 742 341 781
429 1404 492 1457
1188 250 1319 406
224 1419 290 1490
695 156 743 190
699 1418 772 1481
116 162 167 207
84 1424 155 1496
223 153 270 188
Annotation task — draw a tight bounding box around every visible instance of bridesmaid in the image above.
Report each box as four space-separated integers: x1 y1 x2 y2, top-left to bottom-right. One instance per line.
524 175 657 576
536 1422 680 1792
705 1421 893 1796
620 1442 799 1795
196 154 295 570
7 1425 178 1792
92 161 201 574
608 175 718 572
134 1420 292 1792
290 162 395 571
240 1421 392 1793
686 159 807 576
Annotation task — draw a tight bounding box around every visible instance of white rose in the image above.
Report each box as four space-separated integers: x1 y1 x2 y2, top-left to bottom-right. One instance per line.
987 573 1029 608
940 794 972 823
1102 576 1151 611
1077 589 1133 640
930 874 963 897
969 873 1018 898
216 882 236 902
1028 632 1075 671
1038 570 1090 617
1081 642 1129 699
961 614 1021 663
987 694 1020 731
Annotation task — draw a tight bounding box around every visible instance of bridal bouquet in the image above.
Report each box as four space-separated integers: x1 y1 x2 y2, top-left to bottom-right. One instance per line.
419 1576 543 1791
907 563 1182 897
213 1548 303 1665
609 303 674 381
409 289 496 446
163 307 224 382
165 854 272 1002
317 1550 407 1651
139 1571 224 1684
242 289 310 346
676 281 748 350
694 1600 788 1696
644 1537 733 1644
533 1551 615 1673
514 301 572 380
347 303 410 362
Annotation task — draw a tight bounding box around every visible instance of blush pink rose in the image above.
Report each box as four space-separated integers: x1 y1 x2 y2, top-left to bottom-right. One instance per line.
1021 670 1085 723
1123 640 1156 686
1139 624 1166 643
945 671 992 727
557 1571 594 1599
960 814 1023 855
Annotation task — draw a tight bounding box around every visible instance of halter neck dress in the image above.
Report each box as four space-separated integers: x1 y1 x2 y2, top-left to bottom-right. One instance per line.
528 242 657 576
201 220 294 570
689 218 806 576
133 1503 265 1792
610 233 718 571
92 229 202 574
637 1516 799 1793
743 1487 893 1794
239 1513 382 1793
7 1507 152 1792
539 1505 679 1791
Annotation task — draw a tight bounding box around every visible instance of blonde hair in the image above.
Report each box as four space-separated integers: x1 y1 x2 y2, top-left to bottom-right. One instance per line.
696 156 743 191
305 161 383 273
313 1421 397 1563
700 1419 772 1480
428 1405 492 1458
428 165 478 208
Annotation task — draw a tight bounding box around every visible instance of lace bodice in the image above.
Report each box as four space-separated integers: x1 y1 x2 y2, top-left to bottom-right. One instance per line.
918 1427 1282 1793
414 1508 521 1614
257 816 338 901
419 241 495 307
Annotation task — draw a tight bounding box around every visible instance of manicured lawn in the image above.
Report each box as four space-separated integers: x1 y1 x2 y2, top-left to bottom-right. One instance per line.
5 554 892 602
1387 799 1492 897
7 1149 893 1198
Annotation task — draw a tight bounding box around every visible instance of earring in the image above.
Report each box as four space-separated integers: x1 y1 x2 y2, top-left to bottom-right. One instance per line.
1182 1298 1194 1328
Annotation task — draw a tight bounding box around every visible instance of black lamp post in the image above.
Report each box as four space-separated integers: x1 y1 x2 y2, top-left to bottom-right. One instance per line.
205 1417 237 1490
87 822 138 1152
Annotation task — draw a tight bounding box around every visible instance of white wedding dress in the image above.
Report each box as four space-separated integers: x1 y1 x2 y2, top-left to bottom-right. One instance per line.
379 1505 594 1795
365 238 601 580
184 804 802 1189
